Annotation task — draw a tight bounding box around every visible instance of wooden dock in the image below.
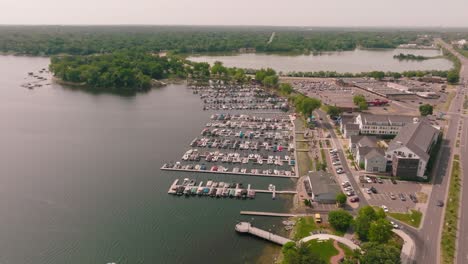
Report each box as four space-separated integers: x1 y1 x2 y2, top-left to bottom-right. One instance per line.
240 211 301 217
235 222 292 245
161 167 298 178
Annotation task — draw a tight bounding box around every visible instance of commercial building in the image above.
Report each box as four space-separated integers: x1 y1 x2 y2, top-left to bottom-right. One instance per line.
306 171 341 204
386 120 440 179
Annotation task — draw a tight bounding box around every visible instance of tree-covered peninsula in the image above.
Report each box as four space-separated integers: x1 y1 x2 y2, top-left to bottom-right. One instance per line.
49 52 248 93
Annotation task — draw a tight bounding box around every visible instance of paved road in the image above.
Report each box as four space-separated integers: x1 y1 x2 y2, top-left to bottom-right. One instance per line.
315 110 368 208
414 39 468 264
437 39 468 264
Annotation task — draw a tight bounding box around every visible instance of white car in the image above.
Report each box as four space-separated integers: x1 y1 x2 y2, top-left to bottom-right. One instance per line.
366 188 372 194
333 161 341 166
381 205 389 212
390 221 399 229
341 181 350 187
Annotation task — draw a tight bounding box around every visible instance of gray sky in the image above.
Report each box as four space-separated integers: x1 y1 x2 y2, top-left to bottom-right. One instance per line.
2 0 467 27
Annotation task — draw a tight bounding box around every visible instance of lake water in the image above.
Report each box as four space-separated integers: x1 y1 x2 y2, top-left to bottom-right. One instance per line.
188 49 453 73
0 55 293 264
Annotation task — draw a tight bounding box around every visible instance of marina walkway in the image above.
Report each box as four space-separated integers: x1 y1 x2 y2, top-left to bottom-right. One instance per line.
235 222 292 245
161 167 298 178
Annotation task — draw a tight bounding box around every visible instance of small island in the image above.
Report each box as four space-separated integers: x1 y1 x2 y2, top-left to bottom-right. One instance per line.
393 53 430 61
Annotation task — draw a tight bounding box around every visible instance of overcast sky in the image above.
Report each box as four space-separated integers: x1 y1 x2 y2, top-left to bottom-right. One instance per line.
2 0 467 27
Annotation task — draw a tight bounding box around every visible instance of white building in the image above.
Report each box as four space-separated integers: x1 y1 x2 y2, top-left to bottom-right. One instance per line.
355 114 416 136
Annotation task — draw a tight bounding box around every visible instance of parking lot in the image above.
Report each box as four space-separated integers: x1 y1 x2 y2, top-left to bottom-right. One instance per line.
359 176 429 213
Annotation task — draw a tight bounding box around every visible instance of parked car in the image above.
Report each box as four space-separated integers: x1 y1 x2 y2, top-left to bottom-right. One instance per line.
381 205 389 212
390 193 396 200
350 197 360 203
370 186 377 194
409 194 418 203
366 188 372 194
377 178 383 184
399 193 406 201
341 181 351 187
346 191 355 196
391 178 397 184
437 200 444 207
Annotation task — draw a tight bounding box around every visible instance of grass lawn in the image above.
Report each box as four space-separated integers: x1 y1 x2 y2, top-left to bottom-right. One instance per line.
441 155 461 264
339 242 355 258
306 239 339 263
388 210 423 228
297 151 314 176
293 216 319 240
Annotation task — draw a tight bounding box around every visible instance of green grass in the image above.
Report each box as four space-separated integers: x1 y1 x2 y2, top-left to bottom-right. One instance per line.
339 242 355 258
305 239 339 263
463 95 468 110
441 155 461 264
437 90 456 112
293 217 319 240
388 210 423 228
297 152 314 176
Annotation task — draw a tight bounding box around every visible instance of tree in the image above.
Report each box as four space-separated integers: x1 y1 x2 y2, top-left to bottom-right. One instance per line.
328 210 354 232
354 206 378 241
282 241 326 264
279 83 294 95
336 193 347 206
369 71 385 80
447 70 459 84
211 61 228 75
419 104 433 116
368 218 393 243
358 101 368 111
326 105 342 117
353 95 366 105
360 242 401 264
263 75 279 87
300 97 322 116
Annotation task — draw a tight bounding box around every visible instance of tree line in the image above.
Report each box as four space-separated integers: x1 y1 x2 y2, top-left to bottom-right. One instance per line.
0 26 420 56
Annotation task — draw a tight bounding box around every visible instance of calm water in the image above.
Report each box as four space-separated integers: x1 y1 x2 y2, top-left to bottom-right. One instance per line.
0 55 293 264
188 48 453 73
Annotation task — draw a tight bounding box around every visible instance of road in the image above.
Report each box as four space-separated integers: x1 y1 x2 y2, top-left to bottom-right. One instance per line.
412 39 468 264
436 39 468 264
315 110 369 208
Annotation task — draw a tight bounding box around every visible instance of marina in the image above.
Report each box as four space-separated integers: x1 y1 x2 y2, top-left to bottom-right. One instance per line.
167 179 296 199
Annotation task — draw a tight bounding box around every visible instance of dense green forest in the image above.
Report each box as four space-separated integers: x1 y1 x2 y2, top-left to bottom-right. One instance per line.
0 26 421 55
49 52 246 93
393 53 430 61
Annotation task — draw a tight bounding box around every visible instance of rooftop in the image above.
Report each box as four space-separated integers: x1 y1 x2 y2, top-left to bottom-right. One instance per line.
308 171 341 197
388 121 440 162
359 113 416 126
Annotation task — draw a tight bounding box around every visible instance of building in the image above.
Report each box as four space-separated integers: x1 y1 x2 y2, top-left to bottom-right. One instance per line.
343 123 360 138
386 120 440 179
350 135 386 173
355 113 416 136
306 171 341 204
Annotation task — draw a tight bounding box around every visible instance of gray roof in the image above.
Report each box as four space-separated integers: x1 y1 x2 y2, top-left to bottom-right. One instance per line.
308 171 341 197
345 123 360 131
388 121 440 162
360 113 415 126
357 136 377 148
364 148 386 160
358 146 374 157
341 115 356 125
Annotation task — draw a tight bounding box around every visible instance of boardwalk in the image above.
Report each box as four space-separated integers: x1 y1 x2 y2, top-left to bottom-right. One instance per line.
235 222 292 245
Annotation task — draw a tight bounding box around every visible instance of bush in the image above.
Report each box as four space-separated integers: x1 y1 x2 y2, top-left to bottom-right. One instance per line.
329 210 354 233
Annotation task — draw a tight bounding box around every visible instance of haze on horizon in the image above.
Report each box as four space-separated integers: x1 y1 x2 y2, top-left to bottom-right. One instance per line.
2 0 468 28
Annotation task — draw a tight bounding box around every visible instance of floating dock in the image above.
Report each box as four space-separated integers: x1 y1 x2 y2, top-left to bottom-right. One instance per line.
161 166 298 178
235 222 292 245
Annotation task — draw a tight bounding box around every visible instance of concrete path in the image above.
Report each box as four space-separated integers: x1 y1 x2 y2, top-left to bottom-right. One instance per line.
300 234 361 251
393 229 416 264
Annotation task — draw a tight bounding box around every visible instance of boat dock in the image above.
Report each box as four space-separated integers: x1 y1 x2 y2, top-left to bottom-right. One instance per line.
239 210 330 217
168 179 295 199
161 166 298 178
235 222 292 245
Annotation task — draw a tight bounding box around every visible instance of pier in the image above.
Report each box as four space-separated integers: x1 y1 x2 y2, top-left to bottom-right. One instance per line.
235 222 292 245
161 166 298 178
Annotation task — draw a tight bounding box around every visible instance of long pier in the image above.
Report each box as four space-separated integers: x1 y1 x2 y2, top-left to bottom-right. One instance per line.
235 222 292 245
161 167 298 178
